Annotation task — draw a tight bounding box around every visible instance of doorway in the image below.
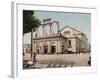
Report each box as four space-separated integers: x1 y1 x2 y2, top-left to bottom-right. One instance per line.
51 46 56 54
44 45 48 54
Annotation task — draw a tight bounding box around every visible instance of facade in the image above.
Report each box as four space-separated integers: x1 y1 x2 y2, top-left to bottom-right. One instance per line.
33 26 89 54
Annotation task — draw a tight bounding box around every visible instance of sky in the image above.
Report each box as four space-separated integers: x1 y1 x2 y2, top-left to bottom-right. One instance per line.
24 10 91 44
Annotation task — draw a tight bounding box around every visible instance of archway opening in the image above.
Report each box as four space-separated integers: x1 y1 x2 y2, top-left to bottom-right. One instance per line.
51 46 56 54
43 45 48 54
51 42 56 54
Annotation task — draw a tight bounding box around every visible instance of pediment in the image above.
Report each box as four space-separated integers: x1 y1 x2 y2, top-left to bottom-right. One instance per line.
60 26 81 37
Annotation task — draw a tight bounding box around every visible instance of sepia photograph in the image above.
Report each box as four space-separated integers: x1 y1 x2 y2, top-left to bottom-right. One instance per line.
23 10 91 69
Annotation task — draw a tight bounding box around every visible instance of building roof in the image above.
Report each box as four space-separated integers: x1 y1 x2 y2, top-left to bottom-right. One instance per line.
60 26 82 33
59 26 88 40
33 26 88 40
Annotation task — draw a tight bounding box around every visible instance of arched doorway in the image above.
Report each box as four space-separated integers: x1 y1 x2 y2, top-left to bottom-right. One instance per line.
51 42 56 54
43 43 48 54
51 46 56 54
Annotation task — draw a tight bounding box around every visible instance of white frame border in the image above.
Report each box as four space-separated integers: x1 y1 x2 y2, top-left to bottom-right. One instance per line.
11 1 97 78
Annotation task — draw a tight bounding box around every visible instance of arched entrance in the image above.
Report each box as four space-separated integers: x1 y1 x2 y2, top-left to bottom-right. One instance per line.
43 43 48 54
51 42 56 54
44 45 48 54
51 46 56 54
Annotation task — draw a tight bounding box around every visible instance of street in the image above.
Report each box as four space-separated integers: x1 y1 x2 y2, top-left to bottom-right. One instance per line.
23 53 90 69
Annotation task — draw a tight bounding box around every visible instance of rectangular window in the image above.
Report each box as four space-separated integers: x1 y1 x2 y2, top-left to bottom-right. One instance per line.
68 40 72 48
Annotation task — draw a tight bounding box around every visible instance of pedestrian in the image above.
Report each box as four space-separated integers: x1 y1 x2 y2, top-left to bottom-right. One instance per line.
88 56 91 66
33 53 37 62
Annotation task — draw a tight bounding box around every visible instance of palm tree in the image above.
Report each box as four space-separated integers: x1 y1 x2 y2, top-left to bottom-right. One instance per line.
23 10 41 58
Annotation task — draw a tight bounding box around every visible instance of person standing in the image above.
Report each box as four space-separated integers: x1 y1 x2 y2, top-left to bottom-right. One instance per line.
88 56 91 66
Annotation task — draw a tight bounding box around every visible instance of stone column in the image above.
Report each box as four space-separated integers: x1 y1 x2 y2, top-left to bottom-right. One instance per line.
34 42 37 53
56 40 58 54
33 41 35 53
57 40 62 54
48 41 51 54
41 41 44 54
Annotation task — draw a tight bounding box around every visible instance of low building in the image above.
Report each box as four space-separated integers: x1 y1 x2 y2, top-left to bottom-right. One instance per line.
33 26 89 54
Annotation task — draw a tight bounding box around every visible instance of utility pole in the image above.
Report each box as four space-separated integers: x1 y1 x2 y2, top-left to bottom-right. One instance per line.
31 28 33 58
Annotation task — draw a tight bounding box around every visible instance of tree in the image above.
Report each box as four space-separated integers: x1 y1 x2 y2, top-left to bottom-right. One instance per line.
23 10 41 34
23 10 41 58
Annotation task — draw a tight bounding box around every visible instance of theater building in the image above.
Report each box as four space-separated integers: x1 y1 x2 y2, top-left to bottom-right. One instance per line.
33 26 89 54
